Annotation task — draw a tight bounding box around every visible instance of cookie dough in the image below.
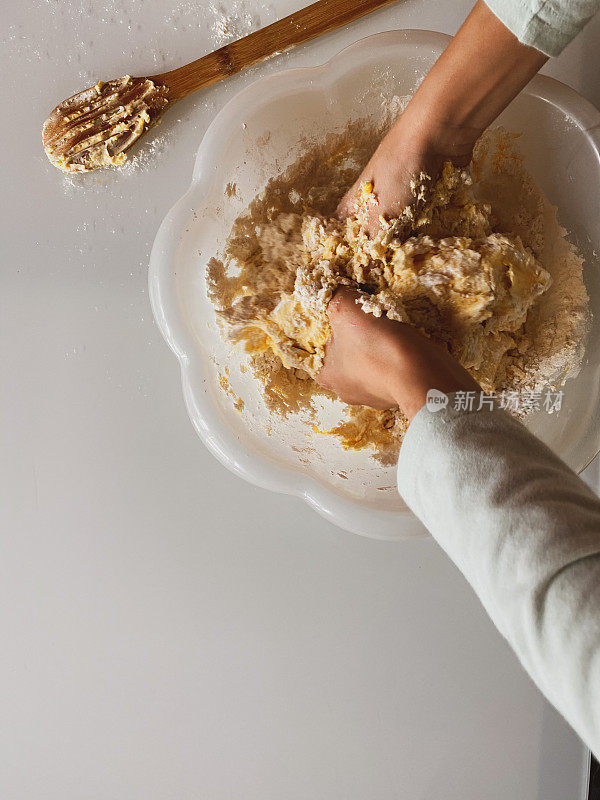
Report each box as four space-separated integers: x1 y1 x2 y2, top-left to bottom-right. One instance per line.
208 125 587 463
218 165 551 394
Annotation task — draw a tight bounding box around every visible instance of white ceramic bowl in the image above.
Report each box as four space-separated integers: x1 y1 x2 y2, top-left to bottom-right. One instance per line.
149 30 600 540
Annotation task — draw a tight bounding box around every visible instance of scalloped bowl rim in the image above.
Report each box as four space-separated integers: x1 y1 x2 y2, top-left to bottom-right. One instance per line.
149 29 600 540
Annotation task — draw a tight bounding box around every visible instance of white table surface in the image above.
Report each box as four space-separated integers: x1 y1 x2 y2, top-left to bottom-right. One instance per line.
2 1 599 797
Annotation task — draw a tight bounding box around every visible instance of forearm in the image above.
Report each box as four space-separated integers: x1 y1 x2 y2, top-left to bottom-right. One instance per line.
393 0 547 163
398 403 600 756
337 1 549 230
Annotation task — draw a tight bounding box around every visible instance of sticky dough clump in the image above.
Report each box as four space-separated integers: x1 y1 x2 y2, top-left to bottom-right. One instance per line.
218 164 551 395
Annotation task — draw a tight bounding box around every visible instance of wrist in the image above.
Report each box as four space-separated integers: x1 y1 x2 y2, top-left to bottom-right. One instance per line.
388 1 548 170
386 326 481 420
389 99 480 169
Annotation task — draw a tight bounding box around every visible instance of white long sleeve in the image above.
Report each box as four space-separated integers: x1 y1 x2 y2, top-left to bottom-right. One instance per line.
397 402 600 756
484 0 600 56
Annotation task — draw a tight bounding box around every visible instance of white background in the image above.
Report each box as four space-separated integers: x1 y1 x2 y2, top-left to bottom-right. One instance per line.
2 0 600 797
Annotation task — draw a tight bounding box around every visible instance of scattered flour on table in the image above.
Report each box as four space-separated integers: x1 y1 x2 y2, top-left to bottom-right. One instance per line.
59 125 177 195
207 1 275 46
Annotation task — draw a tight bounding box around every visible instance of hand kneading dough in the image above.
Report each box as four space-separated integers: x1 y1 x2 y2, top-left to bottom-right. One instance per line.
218 165 550 394
208 131 586 464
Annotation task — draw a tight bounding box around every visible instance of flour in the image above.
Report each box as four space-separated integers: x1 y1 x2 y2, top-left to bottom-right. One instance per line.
208 114 588 463
59 124 177 196
471 131 589 393
208 1 275 46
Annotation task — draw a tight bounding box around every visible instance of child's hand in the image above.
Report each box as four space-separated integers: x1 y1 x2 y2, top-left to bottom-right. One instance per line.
316 287 480 420
336 111 472 236
335 132 434 236
337 0 547 236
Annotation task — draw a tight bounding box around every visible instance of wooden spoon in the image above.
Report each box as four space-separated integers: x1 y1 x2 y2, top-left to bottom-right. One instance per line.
42 0 400 173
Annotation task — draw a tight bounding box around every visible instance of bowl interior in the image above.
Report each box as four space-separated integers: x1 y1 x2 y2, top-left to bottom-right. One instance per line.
154 30 600 537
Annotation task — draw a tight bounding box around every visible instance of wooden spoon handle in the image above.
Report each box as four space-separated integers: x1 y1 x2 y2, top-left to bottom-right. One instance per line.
152 0 401 101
